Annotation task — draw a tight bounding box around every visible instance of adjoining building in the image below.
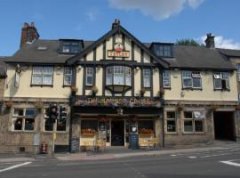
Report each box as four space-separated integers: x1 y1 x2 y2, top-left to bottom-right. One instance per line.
0 20 239 154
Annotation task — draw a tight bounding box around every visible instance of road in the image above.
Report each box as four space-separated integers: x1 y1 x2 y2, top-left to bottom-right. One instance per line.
1 144 240 178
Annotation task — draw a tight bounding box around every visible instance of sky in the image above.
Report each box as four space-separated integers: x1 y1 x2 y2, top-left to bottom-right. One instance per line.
0 0 240 56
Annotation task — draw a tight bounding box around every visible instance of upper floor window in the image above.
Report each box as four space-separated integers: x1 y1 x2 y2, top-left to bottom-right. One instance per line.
12 108 37 131
237 64 240 81
143 68 151 88
163 70 171 88
182 71 201 89
106 66 131 86
152 44 173 57
63 67 72 86
213 72 230 90
85 67 94 86
61 40 82 54
32 66 53 86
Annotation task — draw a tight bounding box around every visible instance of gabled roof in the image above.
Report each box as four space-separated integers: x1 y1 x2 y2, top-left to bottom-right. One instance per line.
163 46 235 71
217 48 240 57
66 24 169 68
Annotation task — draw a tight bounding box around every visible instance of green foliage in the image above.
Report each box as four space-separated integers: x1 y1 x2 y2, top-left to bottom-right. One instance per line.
176 39 200 46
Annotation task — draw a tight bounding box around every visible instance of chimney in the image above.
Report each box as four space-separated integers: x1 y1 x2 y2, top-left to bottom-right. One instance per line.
205 33 215 48
112 19 120 29
20 22 40 48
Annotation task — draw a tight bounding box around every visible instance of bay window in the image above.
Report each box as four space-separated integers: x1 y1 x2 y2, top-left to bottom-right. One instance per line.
143 68 151 88
106 66 131 86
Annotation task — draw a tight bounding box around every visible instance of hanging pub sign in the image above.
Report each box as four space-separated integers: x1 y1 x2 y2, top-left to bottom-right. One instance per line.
107 35 130 58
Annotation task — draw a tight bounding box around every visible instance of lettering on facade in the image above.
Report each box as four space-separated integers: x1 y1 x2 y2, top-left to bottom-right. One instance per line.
74 97 161 108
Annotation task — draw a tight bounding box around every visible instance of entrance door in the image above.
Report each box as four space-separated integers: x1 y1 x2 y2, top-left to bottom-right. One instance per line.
111 120 124 146
214 112 235 140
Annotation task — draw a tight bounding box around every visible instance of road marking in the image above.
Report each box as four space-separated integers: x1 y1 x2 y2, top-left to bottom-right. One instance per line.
0 162 32 173
170 154 177 157
220 160 240 167
201 153 231 158
188 156 197 159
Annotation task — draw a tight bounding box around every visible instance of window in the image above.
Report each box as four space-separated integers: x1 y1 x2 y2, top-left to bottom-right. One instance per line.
63 67 72 86
106 66 132 86
32 66 53 86
85 67 94 86
62 41 81 53
166 111 176 132
182 71 202 89
183 111 204 133
213 72 230 90
163 70 171 88
237 64 240 81
81 120 98 136
44 108 67 132
13 108 37 131
138 120 154 136
143 68 151 88
153 44 173 57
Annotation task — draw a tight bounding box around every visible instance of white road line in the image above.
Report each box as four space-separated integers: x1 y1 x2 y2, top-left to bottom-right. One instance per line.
188 156 197 159
220 160 240 167
0 162 32 173
201 153 232 158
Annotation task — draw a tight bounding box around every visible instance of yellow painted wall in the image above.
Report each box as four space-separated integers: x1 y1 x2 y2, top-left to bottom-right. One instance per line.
164 70 238 102
4 65 71 99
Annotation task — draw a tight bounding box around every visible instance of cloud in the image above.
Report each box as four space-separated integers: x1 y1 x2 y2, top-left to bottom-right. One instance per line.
200 35 240 49
85 8 99 21
108 0 205 20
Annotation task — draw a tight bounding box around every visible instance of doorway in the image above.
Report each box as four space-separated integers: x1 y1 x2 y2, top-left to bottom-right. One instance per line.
214 111 235 140
111 120 124 146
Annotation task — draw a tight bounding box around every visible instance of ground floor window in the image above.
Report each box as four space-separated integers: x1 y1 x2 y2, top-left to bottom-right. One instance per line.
12 108 37 131
81 120 98 136
183 111 204 133
166 111 176 132
138 120 154 136
44 108 67 132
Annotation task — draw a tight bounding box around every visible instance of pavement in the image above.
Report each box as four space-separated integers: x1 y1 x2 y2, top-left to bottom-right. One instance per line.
0 141 239 162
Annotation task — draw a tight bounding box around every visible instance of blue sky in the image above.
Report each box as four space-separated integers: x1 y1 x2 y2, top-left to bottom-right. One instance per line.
0 0 240 56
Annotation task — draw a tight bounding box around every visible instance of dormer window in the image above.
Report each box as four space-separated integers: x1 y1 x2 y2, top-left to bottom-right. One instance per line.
60 40 83 54
151 43 174 57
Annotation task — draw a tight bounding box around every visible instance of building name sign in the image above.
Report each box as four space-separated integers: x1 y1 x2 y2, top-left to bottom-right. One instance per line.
107 50 130 58
74 97 161 108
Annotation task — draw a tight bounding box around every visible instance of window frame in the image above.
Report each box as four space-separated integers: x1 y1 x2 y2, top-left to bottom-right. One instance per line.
106 66 132 86
182 71 202 89
85 67 94 86
183 111 204 133
61 41 81 54
44 108 67 132
143 68 151 88
63 67 73 86
213 72 230 91
31 66 54 86
166 111 177 133
163 70 171 88
12 108 37 132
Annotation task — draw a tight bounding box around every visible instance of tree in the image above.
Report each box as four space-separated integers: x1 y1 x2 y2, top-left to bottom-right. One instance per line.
176 39 200 46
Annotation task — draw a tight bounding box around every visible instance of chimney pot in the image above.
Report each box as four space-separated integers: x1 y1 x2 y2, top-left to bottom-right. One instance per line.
20 22 39 48
205 33 215 49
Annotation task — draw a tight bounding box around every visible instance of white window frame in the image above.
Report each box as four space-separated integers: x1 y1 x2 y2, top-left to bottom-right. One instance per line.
63 67 72 86
166 111 176 133
163 70 171 88
32 66 53 86
183 111 204 133
213 72 230 90
12 108 36 132
106 66 132 86
182 71 202 89
143 68 151 88
44 108 67 132
85 67 94 86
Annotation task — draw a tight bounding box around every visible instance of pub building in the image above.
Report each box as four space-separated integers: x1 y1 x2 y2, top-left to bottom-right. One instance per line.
1 19 239 154
67 19 166 149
